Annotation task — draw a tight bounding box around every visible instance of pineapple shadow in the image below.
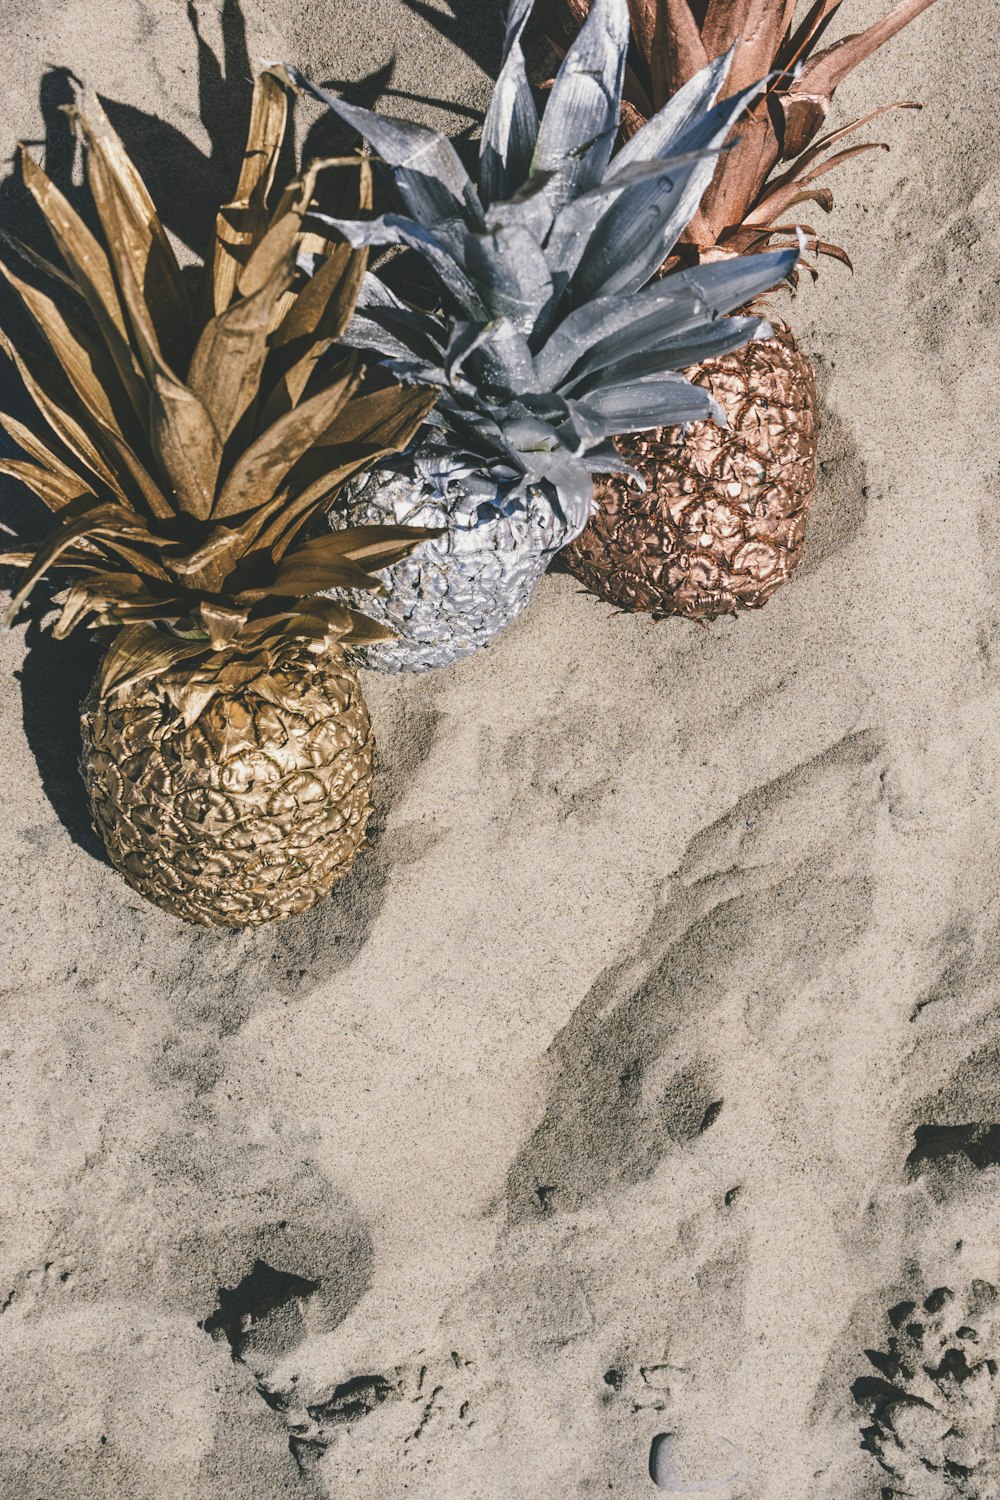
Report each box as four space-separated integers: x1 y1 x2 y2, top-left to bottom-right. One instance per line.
796 356 871 580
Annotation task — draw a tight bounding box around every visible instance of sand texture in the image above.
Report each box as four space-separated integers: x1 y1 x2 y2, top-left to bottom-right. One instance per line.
1 1 999 1496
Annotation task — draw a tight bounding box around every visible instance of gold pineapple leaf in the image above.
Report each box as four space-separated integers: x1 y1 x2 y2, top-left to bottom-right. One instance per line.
75 92 191 369
211 357 361 520
206 67 291 317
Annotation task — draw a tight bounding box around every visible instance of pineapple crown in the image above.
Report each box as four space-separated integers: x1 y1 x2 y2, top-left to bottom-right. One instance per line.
0 69 438 720
290 0 799 523
535 0 938 267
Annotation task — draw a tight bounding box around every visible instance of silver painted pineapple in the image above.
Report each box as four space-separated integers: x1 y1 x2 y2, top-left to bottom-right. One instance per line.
293 0 800 671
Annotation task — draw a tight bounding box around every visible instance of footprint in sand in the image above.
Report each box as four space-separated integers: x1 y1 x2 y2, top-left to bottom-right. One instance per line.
853 1281 1000 1498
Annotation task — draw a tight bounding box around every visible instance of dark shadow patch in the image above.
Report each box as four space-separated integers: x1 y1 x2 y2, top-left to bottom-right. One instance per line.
289 1372 402 1474
16 609 106 863
906 1123 1000 1176
98 0 260 263
307 1374 396 1425
204 1259 321 1361
398 0 504 79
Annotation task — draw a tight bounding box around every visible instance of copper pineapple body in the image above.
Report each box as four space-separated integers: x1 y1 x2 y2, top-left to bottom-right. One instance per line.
81 643 373 929
540 0 937 620
564 323 818 619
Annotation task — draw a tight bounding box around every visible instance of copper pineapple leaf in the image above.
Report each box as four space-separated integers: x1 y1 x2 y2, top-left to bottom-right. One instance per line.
647 0 708 104
794 0 938 97
764 99 920 197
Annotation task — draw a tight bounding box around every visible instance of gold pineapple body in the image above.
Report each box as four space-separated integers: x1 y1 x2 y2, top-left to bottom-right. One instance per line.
83 642 373 928
565 324 817 618
0 71 435 928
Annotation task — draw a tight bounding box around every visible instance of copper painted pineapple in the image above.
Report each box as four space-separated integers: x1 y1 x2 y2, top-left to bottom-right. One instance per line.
0 71 435 927
539 0 938 619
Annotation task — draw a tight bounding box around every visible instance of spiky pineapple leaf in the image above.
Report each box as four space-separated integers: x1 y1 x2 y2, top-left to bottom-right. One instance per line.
212 359 361 520
644 0 708 103
76 93 191 372
272 238 367 350
333 607 400 647
0 327 124 496
573 74 772 299
702 0 793 96
97 622 212 701
462 224 554 336
312 211 485 319
608 49 731 174
290 71 484 234
257 386 438 562
205 67 290 316
0 253 130 436
149 372 223 522
187 249 295 443
580 312 767 386
52 571 176 638
480 0 538 206
325 524 442 569
245 523 439 601
18 147 129 344
531 0 630 213
0 458 94 513
0 412 96 505
91 417 175 522
787 0 936 155
571 374 721 434
2 499 152 627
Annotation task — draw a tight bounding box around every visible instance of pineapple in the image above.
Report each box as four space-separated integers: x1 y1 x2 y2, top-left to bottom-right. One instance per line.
540 0 939 618
290 0 800 672
0 70 436 928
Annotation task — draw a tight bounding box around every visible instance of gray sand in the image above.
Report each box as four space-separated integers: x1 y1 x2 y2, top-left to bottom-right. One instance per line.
1 1 999 1496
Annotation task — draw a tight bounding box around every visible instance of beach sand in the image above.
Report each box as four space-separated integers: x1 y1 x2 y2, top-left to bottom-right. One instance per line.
0 1 999 1495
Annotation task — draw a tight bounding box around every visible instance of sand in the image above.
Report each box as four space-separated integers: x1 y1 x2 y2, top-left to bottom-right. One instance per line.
0 0 999 1496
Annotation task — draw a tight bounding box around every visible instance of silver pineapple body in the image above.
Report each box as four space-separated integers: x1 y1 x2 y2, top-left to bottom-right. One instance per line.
328 450 584 672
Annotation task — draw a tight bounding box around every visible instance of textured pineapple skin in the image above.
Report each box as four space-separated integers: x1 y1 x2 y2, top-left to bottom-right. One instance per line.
329 454 579 672
80 644 374 928
563 324 818 620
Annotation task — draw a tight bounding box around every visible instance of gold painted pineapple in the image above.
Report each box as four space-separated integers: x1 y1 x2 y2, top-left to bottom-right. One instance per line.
0 70 436 927
539 0 937 619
